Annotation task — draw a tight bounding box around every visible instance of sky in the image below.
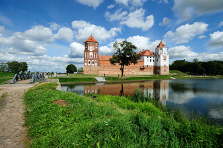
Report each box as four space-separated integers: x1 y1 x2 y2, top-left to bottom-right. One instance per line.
0 0 223 72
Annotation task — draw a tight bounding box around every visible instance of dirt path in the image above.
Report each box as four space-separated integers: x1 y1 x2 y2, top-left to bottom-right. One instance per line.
0 83 34 148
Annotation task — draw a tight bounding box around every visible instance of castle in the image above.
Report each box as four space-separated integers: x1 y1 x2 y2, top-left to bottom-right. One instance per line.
83 35 169 76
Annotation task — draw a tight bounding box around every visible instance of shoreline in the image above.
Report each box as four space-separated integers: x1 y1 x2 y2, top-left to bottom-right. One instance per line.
59 76 223 85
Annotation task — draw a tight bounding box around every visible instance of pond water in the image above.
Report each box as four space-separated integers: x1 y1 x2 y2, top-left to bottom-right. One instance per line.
61 79 223 125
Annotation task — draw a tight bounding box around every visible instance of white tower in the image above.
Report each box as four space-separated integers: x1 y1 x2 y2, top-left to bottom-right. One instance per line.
154 41 169 75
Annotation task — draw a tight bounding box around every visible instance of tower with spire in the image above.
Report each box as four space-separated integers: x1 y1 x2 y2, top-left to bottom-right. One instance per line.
84 35 99 66
154 41 169 75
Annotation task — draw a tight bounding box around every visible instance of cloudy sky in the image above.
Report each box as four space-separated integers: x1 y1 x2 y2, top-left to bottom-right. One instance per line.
0 0 223 72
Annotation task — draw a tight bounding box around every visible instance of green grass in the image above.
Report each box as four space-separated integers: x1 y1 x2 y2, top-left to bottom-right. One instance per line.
170 70 188 76
0 72 14 84
105 75 171 82
58 77 96 83
24 83 223 147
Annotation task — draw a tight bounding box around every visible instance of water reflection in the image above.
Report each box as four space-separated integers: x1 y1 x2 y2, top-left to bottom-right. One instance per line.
61 80 169 104
61 79 223 124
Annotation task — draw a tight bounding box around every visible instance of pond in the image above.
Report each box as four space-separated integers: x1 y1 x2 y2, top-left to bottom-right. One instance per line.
61 79 223 125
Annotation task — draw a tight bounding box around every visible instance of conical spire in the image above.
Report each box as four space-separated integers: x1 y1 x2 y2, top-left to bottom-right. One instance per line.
157 41 165 48
85 35 98 42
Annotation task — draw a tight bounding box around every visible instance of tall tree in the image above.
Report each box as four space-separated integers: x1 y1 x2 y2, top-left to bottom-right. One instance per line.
110 41 140 77
66 64 77 74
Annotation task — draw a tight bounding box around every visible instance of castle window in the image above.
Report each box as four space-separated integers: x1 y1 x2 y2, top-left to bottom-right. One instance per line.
88 61 91 65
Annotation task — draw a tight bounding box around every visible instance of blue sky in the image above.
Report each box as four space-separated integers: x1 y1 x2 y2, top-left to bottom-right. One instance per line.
0 0 223 72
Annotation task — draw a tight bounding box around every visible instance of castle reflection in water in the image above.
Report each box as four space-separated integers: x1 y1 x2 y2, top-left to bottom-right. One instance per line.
61 80 169 105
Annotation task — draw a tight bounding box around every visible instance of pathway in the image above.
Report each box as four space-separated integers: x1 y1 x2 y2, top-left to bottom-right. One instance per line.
95 77 106 82
0 83 34 148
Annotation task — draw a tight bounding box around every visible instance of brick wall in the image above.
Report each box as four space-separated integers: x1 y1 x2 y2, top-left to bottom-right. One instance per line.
84 58 169 76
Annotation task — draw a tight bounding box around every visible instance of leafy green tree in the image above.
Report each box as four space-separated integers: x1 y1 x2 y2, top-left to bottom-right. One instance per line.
110 41 140 77
66 64 77 74
20 62 28 72
7 61 28 74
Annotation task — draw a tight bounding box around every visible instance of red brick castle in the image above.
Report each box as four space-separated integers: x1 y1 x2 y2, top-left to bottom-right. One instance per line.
83 35 169 76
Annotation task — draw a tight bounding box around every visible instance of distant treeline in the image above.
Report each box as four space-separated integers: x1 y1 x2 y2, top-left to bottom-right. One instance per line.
170 59 223 75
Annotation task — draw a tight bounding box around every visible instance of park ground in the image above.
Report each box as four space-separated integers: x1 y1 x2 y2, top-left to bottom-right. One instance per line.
55 70 223 84
24 83 223 147
1 71 223 147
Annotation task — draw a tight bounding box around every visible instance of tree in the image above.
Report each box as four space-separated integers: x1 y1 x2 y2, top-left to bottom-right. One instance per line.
110 41 140 77
20 62 28 72
66 64 77 74
7 61 28 74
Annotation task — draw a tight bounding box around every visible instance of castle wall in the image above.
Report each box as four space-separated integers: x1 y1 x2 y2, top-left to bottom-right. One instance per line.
96 60 154 76
83 66 99 75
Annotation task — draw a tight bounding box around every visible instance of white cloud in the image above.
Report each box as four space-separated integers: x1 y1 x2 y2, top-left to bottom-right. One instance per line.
49 23 60 31
126 35 160 50
0 25 5 33
120 8 154 30
159 17 170 26
219 21 223 27
72 20 121 41
198 35 206 39
115 0 146 7
98 35 160 56
107 4 115 9
0 25 5 36
75 0 103 8
0 34 46 56
24 25 54 42
164 22 208 44
169 45 223 61
69 41 85 58
100 46 113 55
105 9 128 21
55 27 73 42
173 0 223 21
209 31 223 47
0 25 75 56
168 45 198 59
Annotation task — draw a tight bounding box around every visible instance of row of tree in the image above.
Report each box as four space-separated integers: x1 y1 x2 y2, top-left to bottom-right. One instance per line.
0 61 28 74
170 59 223 75
66 64 83 73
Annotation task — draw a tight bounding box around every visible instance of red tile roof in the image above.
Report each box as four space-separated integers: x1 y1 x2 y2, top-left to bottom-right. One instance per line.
85 35 98 42
157 41 165 48
139 50 154 56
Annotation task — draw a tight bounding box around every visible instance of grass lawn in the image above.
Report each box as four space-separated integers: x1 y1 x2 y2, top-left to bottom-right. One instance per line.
58 77 97 83
0 72 14 84
105 75 171 82
24 82 223 147
55 70 223 84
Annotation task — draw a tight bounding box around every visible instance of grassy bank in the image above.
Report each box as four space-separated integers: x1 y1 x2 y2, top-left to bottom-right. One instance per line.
105 75 171 82
55 70 223 84
58 77 96 83
0 72 13 84
24 83 223 147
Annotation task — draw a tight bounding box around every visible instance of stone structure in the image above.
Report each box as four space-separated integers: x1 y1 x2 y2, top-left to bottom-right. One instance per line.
83 35 169 76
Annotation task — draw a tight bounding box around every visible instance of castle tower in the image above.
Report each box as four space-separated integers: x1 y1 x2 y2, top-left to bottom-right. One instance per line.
83 35 99 74
154 41 169 75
